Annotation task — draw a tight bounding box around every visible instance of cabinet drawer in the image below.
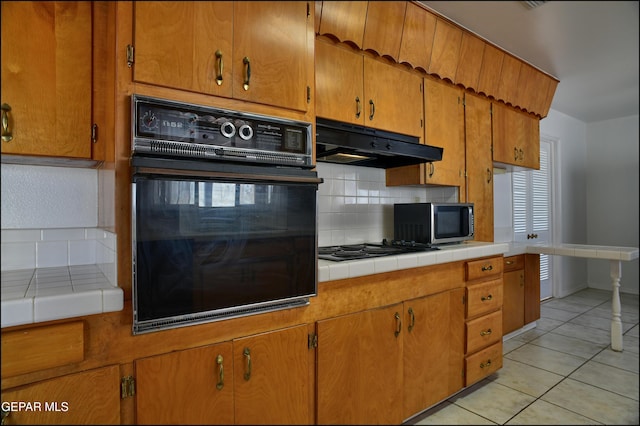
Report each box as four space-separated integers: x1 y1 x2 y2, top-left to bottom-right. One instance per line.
466 309 502 353
465 341 502 386
466 278 503 319
504 255 525 272
466 256 503 281
1 321 85 378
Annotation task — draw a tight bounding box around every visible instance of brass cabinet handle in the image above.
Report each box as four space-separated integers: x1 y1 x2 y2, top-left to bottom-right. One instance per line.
480 359 492 369
519 148 524 160
216 354 224 390
243 347 252 380
481 264 493 271
1 103 12 142
1 407 9 425
369 99 375 120
408 307 415 332
355 96 361 118
486 168 492 183
480 328 492 336
514 147 519 161
242 57 251 90
394 312 401 337
428 162 435 178
215 50 224 86
481 294 493 302
505 260 514 265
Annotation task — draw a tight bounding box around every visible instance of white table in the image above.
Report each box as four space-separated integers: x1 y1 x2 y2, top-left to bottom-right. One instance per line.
527 243 639 352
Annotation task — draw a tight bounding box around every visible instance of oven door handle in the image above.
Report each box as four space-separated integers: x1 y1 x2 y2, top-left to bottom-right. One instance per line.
133 165 323 185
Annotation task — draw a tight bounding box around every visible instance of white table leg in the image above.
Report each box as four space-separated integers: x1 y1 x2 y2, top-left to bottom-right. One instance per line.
610 260 623 351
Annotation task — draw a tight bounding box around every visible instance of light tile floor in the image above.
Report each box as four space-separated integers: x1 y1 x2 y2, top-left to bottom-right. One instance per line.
405 288 639 425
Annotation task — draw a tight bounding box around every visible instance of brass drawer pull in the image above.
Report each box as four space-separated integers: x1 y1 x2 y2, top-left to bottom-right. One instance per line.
243 347 252 381
480 359 492 369
481 264 493 271
481 294 493 302
480 328 492 336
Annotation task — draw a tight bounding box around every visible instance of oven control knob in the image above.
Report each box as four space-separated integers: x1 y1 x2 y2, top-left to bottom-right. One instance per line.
238 124 254 141
220 121 236 138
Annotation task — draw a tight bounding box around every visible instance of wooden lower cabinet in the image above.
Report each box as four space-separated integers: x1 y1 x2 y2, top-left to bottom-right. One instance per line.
403 289 465 419
316 303 404 425
502 254 541 336
135 324 310 425
0 365 120 425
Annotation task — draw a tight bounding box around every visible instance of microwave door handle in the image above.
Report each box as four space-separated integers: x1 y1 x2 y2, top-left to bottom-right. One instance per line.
133 166 323 185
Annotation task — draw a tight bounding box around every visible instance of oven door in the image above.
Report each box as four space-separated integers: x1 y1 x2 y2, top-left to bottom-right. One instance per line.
131 157 322 334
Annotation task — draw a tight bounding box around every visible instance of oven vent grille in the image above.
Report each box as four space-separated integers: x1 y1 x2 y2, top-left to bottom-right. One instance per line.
133 298 310 335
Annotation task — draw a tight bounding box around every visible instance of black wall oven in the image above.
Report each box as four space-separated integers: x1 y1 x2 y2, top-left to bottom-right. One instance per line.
131 95 321 334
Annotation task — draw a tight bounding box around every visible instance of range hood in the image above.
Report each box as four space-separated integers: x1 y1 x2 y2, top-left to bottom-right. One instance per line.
315 118 443 168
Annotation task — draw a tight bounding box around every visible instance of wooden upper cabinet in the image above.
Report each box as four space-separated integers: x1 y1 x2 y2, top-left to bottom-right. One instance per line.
428 18 463 82
514 63 539 114
495 54 522 106
1 1 92 159
364 57 424 138
315 40 365 125
477 44 505 98
492 102 540 170
133 2 234 98
455 32 485 90
464 93 494 242
398 2 437 72
362 1 407 60
423 78 465 188
134 1 309 112
232 1 309 111
317 0 368 48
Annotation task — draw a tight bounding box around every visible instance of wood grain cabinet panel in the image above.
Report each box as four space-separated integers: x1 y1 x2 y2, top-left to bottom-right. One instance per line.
428 18 463 82
466 278 503 319
317 0 368 48
455 32 485 90
1 1 92 159
465 341 502 386
492 102 540 170
496 54 522 105
476 44 505 98
0 365 120 425
466 309 502 353
398 1 437 72
503 256 525 335
464 93 493 242
524 254 541 324
362 1 407 60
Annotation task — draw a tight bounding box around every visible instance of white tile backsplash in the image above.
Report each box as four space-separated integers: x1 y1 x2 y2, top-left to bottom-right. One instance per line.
315 163 458 246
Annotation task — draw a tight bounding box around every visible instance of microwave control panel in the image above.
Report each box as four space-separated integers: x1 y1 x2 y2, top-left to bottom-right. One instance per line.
132 95 313 168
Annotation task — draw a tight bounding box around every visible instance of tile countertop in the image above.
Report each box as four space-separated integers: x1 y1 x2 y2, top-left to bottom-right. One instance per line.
1 264 124 329
318 241 511 282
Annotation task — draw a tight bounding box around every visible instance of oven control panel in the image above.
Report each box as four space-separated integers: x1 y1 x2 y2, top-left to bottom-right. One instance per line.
132 95 313 168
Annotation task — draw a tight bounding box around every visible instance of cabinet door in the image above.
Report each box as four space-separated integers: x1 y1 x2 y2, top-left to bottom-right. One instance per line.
362 1 406 60
133 2 234 98
317 304 403 425
492 103 540 169
464 93 493 241
135 342 234 425
423 78 465 188
315 39 365 125
503 269 525 335
364 57 423 138
524 253 541 324
0 365 120 424
316 0 368 48
1 1 92 158
398 2 437 72
233 324 310 425
232 1 309 112
428 18 462 82
403 289 465 419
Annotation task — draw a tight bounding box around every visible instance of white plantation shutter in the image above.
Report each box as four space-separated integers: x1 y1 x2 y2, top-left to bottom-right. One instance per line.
513 140 552 298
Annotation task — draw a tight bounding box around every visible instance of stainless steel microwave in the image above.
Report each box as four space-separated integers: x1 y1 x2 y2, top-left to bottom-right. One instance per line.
393 202 474 246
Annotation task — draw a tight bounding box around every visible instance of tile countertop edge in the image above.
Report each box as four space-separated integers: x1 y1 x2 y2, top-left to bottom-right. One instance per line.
318 242 511 282
1 286 124 329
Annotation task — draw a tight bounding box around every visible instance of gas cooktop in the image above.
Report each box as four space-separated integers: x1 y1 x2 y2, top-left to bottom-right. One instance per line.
318 240 439 262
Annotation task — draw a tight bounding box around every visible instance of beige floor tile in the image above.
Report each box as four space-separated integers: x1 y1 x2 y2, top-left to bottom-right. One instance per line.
503 337 527 354
569 360 640 400
541 378 640 425
411 401 496 425
534 316 564 331
505 399 603 425
540 305 581 322
448 380 536 425
592 346 640 373
542 299 595 313
505 343 587 376
487 358 564 398
530 331 607 358
550 322 611 346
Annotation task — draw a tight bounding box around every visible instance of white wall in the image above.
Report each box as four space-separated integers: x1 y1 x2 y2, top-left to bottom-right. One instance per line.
585 115 639 295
